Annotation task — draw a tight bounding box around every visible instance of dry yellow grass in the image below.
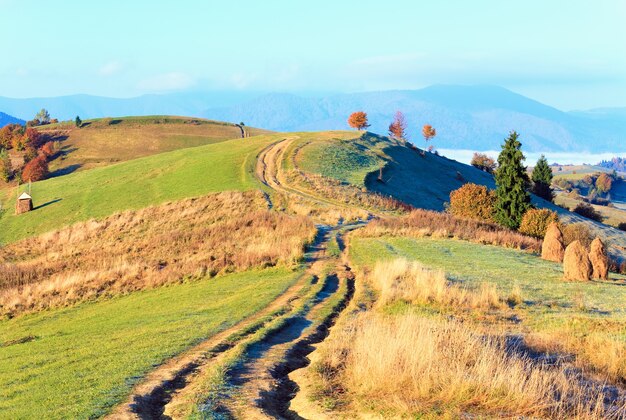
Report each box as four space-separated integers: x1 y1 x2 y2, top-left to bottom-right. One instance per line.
324 312 621 418
526 328 626 385
357 209 542 251
309 259 625 418
0 191 316 317
370 258 502 310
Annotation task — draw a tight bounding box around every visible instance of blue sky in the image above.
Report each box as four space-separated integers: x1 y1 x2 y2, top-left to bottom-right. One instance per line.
1 0 625 109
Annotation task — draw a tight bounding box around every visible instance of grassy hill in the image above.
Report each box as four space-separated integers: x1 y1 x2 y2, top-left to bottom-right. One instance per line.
35 115 268 175
293 132 626 256
2 125 626 418
0 134 270 242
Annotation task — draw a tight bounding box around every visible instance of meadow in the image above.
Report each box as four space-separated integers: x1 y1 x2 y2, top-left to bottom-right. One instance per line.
0 267 302 419
0 134 274 243
0 191 316 317
37 116 267 174
293 235 626 418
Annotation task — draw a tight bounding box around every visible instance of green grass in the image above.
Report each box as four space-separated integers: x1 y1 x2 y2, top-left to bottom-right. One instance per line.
350 236 626 315
0 134 274 243
0 267 301 419
30 116 269 175
296 136 384 186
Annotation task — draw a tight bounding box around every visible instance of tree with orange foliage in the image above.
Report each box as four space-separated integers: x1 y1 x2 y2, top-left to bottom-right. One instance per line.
347 111 370 131
595 172 613 194
388 111 407 139
21 155 49 182
41 141 56 157
422 124 436 152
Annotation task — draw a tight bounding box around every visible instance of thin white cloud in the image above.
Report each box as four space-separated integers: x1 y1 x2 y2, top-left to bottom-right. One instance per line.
98 61 123 76
137 72 195 91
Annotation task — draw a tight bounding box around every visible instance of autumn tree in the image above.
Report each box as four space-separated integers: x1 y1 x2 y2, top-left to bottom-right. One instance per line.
422 124 436 152
388 111 407 140
595 172 613 194
0 124 23 150
470 153 497 174
41 141 56 157
494 131 530 229
531 155 553 202
0 149 12 182
347 111 370 131
21 155 49 182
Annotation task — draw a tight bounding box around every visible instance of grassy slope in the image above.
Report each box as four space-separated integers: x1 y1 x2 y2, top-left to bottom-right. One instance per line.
0 267 300 419
36 116 268 175
349 236 626 372
0 134 273 243
296 132 626 255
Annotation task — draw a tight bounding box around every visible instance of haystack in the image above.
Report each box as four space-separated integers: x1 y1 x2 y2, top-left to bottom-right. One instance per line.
589 238 609 280
542 222 565 263
563 240 592 281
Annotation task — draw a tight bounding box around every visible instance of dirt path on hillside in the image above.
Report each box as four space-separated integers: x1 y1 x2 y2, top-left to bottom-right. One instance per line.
106 226 332 420
203 227 356 420
108 136 368 419
256 138 358 211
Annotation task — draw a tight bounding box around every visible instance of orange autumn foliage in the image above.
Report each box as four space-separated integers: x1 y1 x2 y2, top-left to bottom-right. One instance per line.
348 111 370 130
388 111 407 139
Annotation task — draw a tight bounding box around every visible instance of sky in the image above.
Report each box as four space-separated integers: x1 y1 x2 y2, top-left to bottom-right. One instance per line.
1 0 625 110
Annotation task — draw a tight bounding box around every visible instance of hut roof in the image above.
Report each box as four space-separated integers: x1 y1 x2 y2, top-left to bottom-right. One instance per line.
18 192 32 200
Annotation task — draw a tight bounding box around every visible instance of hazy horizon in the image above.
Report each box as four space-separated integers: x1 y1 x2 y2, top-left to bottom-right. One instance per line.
1 0 625 110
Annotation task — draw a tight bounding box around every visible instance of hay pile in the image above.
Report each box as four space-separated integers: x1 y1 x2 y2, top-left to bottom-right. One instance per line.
563 240 592 281
541 222 565 263
589 238 609 280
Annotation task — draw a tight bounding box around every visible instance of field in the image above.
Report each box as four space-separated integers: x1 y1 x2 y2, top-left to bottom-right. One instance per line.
36 116 268 175
0 267 302 419
2 125 626 418
289 234 626 418
0 134 273 243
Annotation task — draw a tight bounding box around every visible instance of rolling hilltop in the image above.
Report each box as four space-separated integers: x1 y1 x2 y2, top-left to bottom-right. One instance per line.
0 111 24 127
1 121 625 419
3 85 626 152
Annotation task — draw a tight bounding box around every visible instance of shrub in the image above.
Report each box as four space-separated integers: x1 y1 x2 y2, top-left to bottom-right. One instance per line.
449 183 496 223
617 222 626 232
596 172 613 194
573 202 602 222
561 223 593 248
41 141 56 157
470 152 497 174
21 155 49 182
518 208 558 238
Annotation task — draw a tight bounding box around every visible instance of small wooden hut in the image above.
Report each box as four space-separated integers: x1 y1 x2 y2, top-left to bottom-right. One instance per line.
16 192 33 214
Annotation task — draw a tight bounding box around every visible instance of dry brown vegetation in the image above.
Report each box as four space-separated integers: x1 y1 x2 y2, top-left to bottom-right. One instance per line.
355 209 541 251
323 313 621 419
0 191 316 317
286 170 413 214
311 259 625 418
370 258 502 310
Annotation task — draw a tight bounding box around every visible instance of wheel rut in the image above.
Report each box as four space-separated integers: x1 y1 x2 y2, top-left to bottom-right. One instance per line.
109 137 368 419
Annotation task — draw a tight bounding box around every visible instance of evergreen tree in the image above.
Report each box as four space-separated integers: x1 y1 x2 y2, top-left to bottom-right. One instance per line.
494 131 530 229
531 154 553 201
75 115 82 128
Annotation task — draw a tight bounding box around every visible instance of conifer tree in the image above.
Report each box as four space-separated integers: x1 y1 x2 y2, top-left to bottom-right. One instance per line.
494 131 530 229
531 154 553 201
75 115 82 128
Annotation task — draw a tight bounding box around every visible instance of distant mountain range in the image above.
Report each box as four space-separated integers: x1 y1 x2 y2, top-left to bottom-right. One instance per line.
1 85 625 152
0 112 25 128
